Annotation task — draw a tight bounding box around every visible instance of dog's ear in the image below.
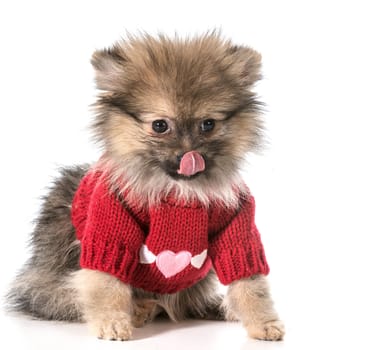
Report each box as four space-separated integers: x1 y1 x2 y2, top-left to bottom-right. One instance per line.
91 46 126 91
224 45 262 86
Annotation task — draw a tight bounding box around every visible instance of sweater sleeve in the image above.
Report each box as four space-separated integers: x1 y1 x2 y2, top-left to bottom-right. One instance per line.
72 172 144 283
208 195 270 285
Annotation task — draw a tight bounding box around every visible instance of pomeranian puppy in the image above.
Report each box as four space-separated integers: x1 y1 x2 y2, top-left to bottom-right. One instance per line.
7 32 284 341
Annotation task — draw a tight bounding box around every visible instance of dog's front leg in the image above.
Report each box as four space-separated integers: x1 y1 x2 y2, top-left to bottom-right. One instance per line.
223 274 285 341
71 269 134 341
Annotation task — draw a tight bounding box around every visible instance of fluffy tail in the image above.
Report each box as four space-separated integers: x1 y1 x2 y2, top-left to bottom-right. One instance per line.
6 165 88 321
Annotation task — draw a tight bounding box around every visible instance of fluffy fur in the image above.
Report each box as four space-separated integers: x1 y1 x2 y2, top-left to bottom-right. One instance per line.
7 32 284 341
92 32 263 207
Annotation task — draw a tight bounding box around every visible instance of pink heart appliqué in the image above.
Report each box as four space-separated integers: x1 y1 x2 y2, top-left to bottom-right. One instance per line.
156 250 192 278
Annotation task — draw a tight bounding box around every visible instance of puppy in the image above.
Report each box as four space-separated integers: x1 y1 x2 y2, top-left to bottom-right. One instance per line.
7 32 284 341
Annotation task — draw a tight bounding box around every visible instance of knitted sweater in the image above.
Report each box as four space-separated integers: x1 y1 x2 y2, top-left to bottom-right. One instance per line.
71 170 269 294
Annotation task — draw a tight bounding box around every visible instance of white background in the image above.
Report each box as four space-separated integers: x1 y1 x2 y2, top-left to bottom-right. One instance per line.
1 1 389 349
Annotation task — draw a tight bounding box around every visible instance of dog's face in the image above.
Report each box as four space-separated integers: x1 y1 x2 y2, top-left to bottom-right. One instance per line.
92 33 263 204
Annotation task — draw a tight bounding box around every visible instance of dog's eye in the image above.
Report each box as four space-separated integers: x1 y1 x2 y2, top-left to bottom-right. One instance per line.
152 120 169 133
201 119 215 132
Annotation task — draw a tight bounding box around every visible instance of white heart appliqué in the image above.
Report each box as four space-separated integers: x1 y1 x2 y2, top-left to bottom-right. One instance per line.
139 244 156 264
190 249 208 269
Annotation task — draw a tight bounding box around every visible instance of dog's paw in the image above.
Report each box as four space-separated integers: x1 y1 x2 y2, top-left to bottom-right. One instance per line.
246 320 285 341
131 300 157 328
89 312 133 341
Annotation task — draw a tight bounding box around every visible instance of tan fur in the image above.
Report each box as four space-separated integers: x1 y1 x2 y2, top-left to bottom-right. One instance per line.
70 270 284 341
223 275 284 340
104 112 146 157
91 32 263 208
131 299 161 328
96 156 247 208
70 269 134 340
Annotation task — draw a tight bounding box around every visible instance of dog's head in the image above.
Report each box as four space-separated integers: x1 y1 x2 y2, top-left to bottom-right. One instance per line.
92 32 263 205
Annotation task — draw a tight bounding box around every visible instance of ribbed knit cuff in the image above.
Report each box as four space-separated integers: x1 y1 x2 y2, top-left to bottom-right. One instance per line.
79 240 139 284
212 243 270 285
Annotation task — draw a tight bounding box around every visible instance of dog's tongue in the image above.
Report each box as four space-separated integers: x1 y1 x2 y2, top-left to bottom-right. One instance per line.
178 151 205 176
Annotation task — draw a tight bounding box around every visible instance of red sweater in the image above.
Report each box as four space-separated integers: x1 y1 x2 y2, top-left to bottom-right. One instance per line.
71 170 269 294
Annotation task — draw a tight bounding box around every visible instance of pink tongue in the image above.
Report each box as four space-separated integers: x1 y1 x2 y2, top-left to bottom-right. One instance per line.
178 151 205 176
